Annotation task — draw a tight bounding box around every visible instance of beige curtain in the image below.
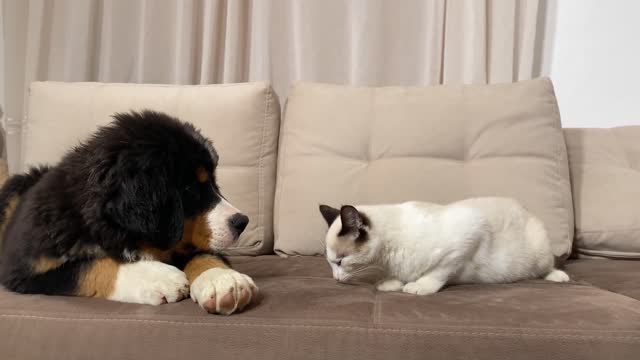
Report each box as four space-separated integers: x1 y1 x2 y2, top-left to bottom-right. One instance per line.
1 0 548 173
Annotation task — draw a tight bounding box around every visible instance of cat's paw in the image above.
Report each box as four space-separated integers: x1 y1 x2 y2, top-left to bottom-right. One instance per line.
377 279 404 292
544 269 570 283
403 282 439 295
402 278 444 295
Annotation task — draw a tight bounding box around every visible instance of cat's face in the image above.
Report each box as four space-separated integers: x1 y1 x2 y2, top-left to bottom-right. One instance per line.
319 204 380 283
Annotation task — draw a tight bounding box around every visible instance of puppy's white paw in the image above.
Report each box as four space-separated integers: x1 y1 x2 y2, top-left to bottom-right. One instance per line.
190 268 258 315
109 261 190 305
377 279 404 292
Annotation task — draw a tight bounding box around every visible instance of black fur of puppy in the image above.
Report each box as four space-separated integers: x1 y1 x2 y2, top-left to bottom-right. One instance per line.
0 110 256 314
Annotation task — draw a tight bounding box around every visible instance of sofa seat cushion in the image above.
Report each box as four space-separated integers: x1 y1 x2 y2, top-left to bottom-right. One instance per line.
1 257 639 360
564 258 640 301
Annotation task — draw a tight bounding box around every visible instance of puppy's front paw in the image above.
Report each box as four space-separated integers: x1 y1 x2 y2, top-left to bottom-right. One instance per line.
190 268 258 315
109 261 190 305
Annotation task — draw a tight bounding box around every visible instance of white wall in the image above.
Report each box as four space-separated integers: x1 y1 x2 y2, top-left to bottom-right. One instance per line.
546 0 640 128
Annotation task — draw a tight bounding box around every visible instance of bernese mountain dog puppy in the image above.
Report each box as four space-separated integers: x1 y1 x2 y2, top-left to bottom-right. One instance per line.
0 110 257 315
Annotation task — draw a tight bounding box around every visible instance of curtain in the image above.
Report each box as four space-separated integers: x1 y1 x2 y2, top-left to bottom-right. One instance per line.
1 0 549 173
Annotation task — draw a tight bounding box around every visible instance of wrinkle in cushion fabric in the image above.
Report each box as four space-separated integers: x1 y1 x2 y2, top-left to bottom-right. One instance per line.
565 127 640 259
22 81 280 255
274 78 574 259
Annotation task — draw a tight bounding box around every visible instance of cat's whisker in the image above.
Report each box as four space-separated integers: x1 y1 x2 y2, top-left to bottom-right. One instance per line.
351 265 383 275
342 265 385 283
347 266 373 276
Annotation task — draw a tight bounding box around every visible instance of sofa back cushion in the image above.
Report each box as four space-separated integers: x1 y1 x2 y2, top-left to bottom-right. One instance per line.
23 81 280 255
274 78 574 259
565 127 640 258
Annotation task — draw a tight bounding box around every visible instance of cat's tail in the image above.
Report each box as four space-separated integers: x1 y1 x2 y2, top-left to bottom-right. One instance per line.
544 269 570 282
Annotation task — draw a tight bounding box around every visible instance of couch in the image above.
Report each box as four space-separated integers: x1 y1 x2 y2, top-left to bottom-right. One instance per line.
1 79 639 359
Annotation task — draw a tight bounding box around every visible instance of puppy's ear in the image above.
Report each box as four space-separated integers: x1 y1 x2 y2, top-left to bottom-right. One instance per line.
319 204 340 226
104 163 184 249
339 205 365 233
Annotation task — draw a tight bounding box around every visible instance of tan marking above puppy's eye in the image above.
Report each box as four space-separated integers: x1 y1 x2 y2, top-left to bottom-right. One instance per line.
195 166 209 183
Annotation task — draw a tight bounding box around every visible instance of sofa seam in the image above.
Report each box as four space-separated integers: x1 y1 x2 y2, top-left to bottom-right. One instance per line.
257 86 270 253
2 311 637 334
578 228 640 234
272 88 290 255
575 247 640 258
548 79 573 259
1 314 639 342
372 291 380 325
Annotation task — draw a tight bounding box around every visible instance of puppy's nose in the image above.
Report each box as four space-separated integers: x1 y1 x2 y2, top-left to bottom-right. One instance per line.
229 213 249 235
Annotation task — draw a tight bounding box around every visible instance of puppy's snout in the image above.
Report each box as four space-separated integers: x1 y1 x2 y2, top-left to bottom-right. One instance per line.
229 213 249 236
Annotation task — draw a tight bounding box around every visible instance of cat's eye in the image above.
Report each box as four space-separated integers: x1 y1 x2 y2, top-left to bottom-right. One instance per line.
336 259 342 266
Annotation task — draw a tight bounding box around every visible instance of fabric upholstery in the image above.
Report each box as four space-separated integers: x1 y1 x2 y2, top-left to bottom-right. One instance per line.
1 256 639 360
22 81 280 255
0 159 7 185
4 0 545 175
565 127 640 258
274 78 574 258
564 258 640 300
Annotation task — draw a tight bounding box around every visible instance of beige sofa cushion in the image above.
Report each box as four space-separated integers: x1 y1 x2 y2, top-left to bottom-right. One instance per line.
565 127 640 259
274 78 574 259
22 81 280 255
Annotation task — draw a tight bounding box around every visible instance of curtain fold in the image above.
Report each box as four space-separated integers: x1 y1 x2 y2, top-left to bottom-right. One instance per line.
1 0 547 173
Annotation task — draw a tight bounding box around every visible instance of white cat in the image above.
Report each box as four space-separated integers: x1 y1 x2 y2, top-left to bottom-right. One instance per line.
319 197 569 295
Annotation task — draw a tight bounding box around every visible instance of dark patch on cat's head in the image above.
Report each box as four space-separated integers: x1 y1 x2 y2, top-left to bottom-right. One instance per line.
319 204 340 226
337 205 370 243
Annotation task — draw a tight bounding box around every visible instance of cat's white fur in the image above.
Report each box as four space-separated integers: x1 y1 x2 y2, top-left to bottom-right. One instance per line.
322 197 569 295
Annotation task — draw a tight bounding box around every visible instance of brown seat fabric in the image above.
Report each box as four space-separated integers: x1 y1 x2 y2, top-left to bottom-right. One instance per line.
1 256 639 360
564 258 640 301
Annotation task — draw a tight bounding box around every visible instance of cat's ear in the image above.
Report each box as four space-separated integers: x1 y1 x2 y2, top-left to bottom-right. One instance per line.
319 204 340 226
339 205 365 233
